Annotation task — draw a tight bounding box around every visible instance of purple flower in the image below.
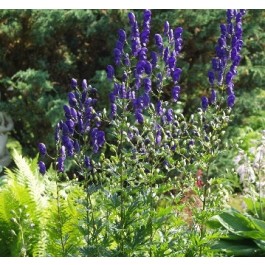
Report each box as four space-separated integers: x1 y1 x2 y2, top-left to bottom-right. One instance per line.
150 51 158 68
144 61 152 75
165 109 174 122
118 29 126 43
227 93 236 108
82 79 87 90
226 71 234 85
220 24 226 35
168 55 176 69
212 58 220 71
201 96 209 111
128 12 136 25
68 92 77 107
38 161 46 175
57 157 64 172
235 23 243 38
65 119 75 134
226 83 234 95
172 68 182 83
62 122 70 136
163 47 169 64
143 93 150 108
164 21 170 35
136 60 146 75
71 78 77 89
208 71 215 85
138 48 148 60
143 9 151 22
172 86 180 102
210 89 217 104
226 9 234 23
144 78 151 93
116 40 124 51
156 130 162 145
84 156 92 170
109 92 116 103
110 103 117 118
135 109 144 124
60 146 66 160
154 34 163 48
141 30 150 45
107 65 115 80
124 53 130 66
73 140 80 153
114 48 122 65
38 143 47 156
173 27 183 39
156 100 163 116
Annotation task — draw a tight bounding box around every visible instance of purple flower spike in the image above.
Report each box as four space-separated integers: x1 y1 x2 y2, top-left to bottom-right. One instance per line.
128 12 136 25
143 9 151 22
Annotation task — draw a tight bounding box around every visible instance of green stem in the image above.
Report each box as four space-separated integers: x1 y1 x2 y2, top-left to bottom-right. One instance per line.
56 180 66 256
199 164 210 257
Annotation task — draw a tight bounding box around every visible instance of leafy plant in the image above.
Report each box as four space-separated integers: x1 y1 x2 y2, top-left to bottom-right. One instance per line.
208 208 265 256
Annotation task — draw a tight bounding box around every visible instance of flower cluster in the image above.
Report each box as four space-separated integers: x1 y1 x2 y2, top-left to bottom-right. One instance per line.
106 10 184 148
205 9 246 109
38 79 105 174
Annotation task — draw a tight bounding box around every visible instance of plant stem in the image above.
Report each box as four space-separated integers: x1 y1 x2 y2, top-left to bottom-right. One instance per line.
118 101 126 256
56 180 66 256
199 164 210 257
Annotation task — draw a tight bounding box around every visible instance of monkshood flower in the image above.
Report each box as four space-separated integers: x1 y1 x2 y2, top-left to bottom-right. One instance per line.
38 143 47 156
207 9 246 108
107 65 115 80
39 78 106 174
201 96 209 111
107 9 184 126
38 161 46 175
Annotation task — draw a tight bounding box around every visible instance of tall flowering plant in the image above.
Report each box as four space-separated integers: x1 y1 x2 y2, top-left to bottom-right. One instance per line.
38 9 246 257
